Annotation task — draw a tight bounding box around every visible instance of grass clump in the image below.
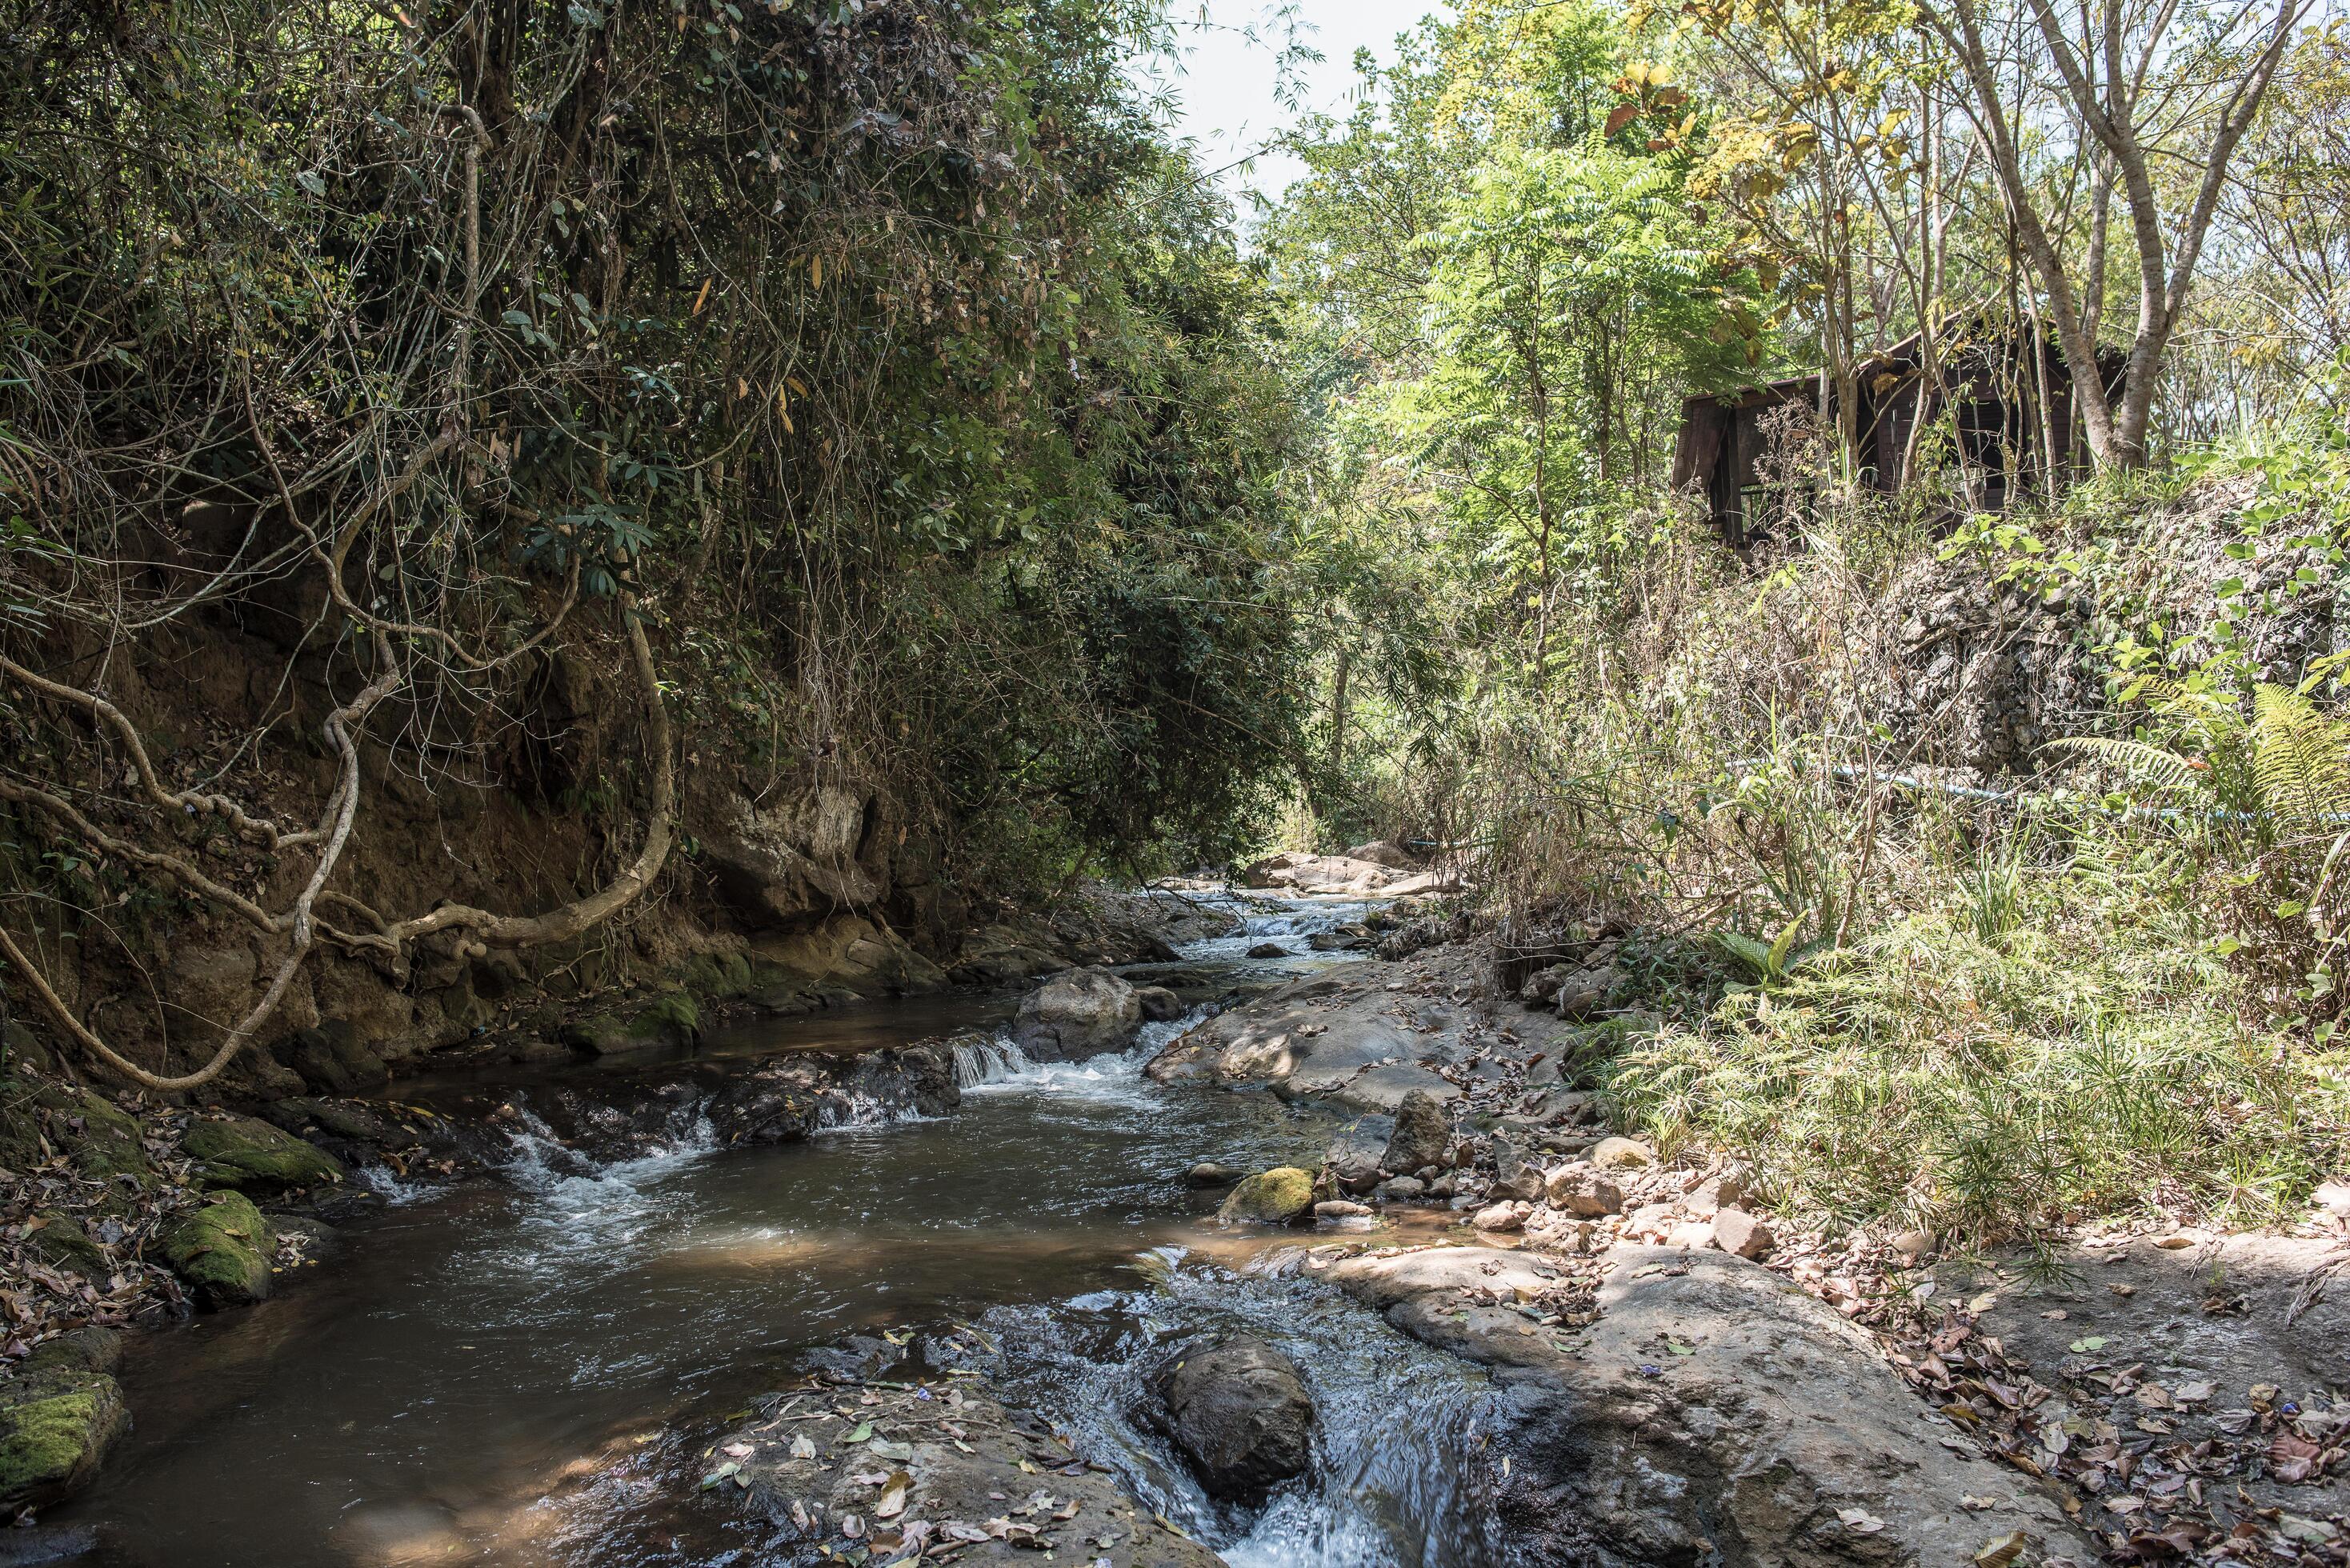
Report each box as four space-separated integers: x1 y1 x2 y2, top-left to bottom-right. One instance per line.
1607 858 2350 1243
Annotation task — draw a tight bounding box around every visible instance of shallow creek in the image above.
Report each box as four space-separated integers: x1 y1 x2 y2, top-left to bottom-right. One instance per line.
57 897 1507 1568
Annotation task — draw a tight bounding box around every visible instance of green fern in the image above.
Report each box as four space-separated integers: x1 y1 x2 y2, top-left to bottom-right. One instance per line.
2249 683 2350 828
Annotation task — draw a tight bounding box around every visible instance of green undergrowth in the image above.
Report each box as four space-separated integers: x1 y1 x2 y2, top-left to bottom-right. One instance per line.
1604 846 2350 1244
1449 447 2350 1247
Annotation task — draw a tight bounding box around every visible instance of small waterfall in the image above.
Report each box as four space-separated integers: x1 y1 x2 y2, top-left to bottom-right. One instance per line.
953 1035 1036 1086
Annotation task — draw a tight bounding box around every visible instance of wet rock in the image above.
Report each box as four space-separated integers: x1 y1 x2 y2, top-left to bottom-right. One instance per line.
1711 1206 1775 1258
1314 1200 1372 1220
1244 942 1291 959
1149 1335 1315 1502
179 1113 346 1194
0 1361 127 1514
281 1024 390 1096
1371 1175 1425 1203
1379 1090 1450 1174
1010 967 1141 1062
1219 1167 1315 1226
1134 985 1186 1022
1589 1135 1655 1171
160 1191 277 1308
1324 1114 1391 1194
1307 1244 2096 1566
1183 1162 1243 1189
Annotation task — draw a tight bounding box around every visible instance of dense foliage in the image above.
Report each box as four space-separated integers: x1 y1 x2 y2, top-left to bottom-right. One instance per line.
0 0 1311 890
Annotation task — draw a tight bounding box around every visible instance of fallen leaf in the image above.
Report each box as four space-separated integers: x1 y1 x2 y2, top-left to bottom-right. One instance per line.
790 1434 818 1460
1837 1507 1884 1534
1973 1530 2028 1568
2068 1336 2108 1354
875 1470 911 1519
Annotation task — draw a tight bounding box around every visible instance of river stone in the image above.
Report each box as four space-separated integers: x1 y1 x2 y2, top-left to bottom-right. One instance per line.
1711 1206 1775 1258
1545 1167 1624 1216
0 1362 127 1513
1010 967 1142 1061
282 1024 390 1095
1325 1114 1392 1194
160 1191 278 1308
180 1113 346 1194
724 1372 1223 1566
1589 1134 1655 1170
1219 1166 1316 1225
1379 1090 1450 1174
1134 985 1186 1022
1150 1335 1314 1502
1184 1162 1243 1188
1306 1244 2098 1566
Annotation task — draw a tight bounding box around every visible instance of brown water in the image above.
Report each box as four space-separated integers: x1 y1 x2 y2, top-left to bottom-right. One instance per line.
50 898 1510 1568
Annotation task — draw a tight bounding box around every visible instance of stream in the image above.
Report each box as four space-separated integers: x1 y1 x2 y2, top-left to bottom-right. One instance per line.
52 896 1508 1568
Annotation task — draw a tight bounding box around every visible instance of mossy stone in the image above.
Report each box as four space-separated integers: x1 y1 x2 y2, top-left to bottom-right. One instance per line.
681 951 755 999
558 990 699 1056
160 1192 278 1308
36 1088 154 1188
27 1214 106 1279
0 1366 128 1511
179 1113 346 1194
1218 1167 1318 1226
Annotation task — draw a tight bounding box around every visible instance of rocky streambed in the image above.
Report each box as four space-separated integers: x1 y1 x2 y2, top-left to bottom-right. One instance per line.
9 880 2346 1566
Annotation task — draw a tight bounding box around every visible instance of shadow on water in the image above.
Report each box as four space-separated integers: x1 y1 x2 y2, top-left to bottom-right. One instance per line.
51 896 1502 1568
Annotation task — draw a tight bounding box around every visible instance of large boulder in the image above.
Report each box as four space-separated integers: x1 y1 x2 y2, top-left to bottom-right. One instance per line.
1379 1089 1451 1174
1218 1167 1316 1226
1149 1335 1315 1502
179 1113 346 1194
1308 1245 2096 1566
0 1337 128 1514
1009 967 1141 1062
160 1191 278 1308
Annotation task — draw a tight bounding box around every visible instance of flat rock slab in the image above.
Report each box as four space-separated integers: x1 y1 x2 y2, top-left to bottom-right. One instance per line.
1145 950 1584 1114
1307 1242 2100 1566
1934 1230 2350 1537
716 1380 1219 1566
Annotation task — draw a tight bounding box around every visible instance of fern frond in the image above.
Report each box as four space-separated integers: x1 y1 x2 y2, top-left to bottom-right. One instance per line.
2250 682 2350 826
2040 735 2212 794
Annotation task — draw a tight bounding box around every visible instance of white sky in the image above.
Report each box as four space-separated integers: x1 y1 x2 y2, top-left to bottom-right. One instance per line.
1153 0 1449 206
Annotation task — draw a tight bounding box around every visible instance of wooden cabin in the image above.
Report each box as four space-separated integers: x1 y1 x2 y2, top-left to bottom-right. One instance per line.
1671 320 2120 549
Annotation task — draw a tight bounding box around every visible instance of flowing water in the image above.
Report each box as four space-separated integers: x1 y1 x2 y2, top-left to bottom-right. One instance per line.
51 894 1506 1568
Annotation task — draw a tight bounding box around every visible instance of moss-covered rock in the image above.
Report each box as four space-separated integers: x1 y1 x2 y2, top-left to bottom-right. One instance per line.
1218 1167 1317 1226
160 1192 278 1308
179 1113 346 1194
39 1087 154 1189
0 1364 128 1512
681 950 755 999
558 990 699 1055
27 1214 106 1280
